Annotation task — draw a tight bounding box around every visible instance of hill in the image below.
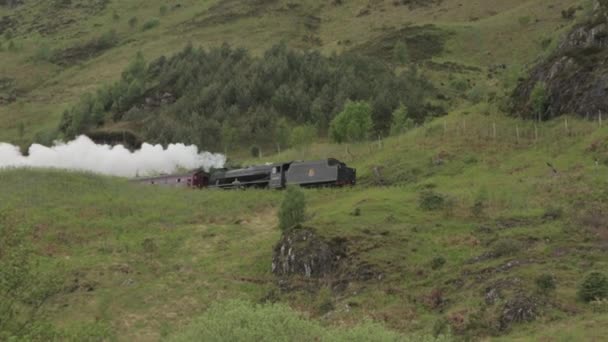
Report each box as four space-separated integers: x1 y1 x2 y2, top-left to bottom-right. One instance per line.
0 0 587 148
2 112 608 340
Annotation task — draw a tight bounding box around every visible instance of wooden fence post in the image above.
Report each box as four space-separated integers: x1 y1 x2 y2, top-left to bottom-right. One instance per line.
516 125 520 144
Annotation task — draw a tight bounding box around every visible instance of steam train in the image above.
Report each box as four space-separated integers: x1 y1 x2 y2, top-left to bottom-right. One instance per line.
132 158 356 189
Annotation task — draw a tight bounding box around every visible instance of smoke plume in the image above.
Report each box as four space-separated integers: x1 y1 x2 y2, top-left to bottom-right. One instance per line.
0 135 226 177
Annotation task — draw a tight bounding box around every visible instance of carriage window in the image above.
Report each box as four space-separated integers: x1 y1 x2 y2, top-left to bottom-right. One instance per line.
151 181 155 184
178 178 181 183
308 168 316 177
272 167 278 174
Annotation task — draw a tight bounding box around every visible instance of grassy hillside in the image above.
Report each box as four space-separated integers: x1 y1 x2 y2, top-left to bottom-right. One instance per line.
0 0 587 145
2 112 608 340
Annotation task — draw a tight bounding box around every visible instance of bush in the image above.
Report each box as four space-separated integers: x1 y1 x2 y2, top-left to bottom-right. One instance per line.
466 84 487 104
142 18 160 31
430 256 446 270
542 206 563 220
518 16 531 26
529 81 548 121
160 5 168 16
250 145 261 158
578 272 608 302
168 299 438 341
535 274 556 294
278 186 306 231
330 101 373 143
390 103 414 136
491 238 520 257
419 190 445 211
289 125 316 149
128 16 138 28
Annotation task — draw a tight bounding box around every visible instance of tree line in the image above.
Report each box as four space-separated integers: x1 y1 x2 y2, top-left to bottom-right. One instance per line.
58 42 444 152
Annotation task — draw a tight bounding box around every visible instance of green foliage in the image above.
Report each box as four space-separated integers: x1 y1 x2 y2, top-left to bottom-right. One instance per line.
419 190 445 211
330 101 373 143
128 16 138 29
467 84 487 104
518 16 531 26
169 299 444 341
56 43 436 149
492 238 521 257
449 77 470 92
250 145 261 158
578 272 608 302
142 18 160 31
393 40 409 65
290 125 316 149
3 28 13 41
33 43 53 62
471 187 488 217
390 103 414 136
112 11 120 21
160 5 168 16
279 186 306 231
536 274 556 294
430 256 446 270
529 82 548 121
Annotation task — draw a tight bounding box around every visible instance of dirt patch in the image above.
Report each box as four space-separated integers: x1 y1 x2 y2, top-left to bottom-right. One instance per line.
351 24 451 62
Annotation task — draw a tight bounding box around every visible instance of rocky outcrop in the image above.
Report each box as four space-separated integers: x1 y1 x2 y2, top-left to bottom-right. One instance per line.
271 228 347 278
512 1 608 120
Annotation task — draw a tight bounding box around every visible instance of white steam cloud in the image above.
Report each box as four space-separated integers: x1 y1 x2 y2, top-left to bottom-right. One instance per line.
0 135 226 177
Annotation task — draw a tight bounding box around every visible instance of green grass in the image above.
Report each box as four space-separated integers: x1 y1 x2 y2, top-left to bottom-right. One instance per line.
2 111 608 339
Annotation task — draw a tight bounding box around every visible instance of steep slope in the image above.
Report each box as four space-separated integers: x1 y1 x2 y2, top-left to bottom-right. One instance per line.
2 112 608 340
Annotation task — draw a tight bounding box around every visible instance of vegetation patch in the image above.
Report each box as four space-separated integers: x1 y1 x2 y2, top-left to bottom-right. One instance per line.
352 25 451 63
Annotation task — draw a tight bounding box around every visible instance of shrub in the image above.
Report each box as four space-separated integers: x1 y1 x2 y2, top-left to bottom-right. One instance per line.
518 16 531 26
390 103 414 136
430 256 446 270
168 299 434 341
128 16 138 29
112 11 120 21
578 272 608 302
529 81 548 121
142 18 160 31
393 40 409 65
492 238 520 257
419 190 445 211
289 125 316 149
278 186 306 231
160 5 168 16
3 28 13 41
449 78 469 92
542 206 563 220
535 274 556 294
250 145 261 158
466 84 487 104
471 188 488 218
329 100 373 143
561 7 576 19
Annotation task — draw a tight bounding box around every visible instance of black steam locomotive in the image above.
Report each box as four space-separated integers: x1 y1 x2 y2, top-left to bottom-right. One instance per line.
132 158 356 190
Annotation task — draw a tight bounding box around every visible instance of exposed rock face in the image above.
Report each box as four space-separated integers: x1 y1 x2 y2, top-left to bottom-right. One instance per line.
512 2 608 120
271 228 346 278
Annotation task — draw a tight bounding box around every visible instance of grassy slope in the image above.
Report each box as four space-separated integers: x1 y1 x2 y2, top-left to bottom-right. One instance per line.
0 0 584 144
2 112 608 340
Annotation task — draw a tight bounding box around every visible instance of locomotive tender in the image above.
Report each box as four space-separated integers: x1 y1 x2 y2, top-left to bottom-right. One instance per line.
132 158 356 190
